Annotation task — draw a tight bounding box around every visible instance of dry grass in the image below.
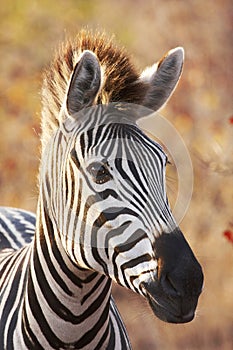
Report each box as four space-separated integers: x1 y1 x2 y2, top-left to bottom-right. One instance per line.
0 1 232 349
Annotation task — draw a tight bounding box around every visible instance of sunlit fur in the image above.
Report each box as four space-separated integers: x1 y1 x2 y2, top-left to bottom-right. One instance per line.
41 30 148 151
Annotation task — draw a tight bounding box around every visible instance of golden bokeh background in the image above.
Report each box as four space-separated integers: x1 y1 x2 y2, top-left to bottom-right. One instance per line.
0 1 232 349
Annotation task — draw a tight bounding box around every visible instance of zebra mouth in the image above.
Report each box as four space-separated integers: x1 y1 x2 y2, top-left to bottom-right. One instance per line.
145 289 195 324
141 283 195 324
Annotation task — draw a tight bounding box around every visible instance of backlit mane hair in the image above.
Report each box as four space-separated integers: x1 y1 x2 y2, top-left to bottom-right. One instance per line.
41 30 147 150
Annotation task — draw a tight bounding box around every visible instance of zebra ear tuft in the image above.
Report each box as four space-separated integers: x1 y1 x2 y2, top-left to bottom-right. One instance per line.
140 47 184 112
66 51 101 116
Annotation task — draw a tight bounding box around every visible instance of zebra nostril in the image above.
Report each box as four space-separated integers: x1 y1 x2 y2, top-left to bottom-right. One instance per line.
160 274 181 297
157 258 181 297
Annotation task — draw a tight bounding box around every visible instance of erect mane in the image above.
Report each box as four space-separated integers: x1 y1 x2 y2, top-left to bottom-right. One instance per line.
41 30 147 150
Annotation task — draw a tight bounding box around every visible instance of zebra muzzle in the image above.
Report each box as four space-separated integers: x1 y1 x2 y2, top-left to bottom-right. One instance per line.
141 228 204 323
142 278 197 323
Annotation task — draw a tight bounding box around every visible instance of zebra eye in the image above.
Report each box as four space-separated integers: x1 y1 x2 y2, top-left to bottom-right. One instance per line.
87 162 112 184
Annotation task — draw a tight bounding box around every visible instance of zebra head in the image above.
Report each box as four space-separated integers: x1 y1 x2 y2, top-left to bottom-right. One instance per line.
41 45 203 324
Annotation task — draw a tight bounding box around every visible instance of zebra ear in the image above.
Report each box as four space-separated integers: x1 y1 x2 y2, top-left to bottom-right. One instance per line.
66 51 101 115
140 47 184 111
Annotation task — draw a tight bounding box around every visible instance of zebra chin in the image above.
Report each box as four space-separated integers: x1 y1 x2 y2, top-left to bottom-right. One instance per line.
141 280 198 324
141 228 204 324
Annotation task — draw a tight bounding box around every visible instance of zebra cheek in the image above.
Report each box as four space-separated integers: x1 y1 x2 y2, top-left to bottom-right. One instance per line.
109 238 156 289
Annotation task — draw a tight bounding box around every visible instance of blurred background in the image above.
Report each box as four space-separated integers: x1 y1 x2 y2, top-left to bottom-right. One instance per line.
0 1 232 349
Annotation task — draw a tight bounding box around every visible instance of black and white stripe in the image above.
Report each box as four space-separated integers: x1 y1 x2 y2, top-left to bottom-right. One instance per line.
0 206 131 349
0 105 172 349
1 35 203 349
0 106 173 349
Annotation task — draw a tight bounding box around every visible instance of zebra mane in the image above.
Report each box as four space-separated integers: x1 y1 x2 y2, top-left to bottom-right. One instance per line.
41 30 147 150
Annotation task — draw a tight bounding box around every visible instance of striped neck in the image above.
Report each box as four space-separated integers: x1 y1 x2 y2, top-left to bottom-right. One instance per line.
22 200 112 349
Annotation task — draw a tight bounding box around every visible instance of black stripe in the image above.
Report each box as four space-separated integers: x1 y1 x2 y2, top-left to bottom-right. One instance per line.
115 229 147 254
43 208 83 287
33 241 81 323
39 227 75 295
7 270 28 349
0 217 23 249
121 253 151 271
104 221 131 259
97 125 118 156
70 147 81 169
115 157 148 205
22 302 44 349
111 299 131 348
121 254 152 289
95 319 110 350
27 268 65 348
79 203 94 270
108 317 115 350
81 274 106 305
90 209 138 274
127 158 148 196
111 229 147 286
80 133 85 158
33 238 111 325
0 248 28 349
72 278 111 348
0 250 19 281
71 177 83 259
81 271 99 284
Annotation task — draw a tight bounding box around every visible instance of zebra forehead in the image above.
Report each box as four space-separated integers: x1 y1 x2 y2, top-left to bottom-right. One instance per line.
91 124 164 153
60 105 167 165
76 125 166 167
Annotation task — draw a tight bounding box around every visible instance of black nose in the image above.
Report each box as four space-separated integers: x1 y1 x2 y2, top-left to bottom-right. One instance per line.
156 228 203 296
142 228 204 323
157 261 202 321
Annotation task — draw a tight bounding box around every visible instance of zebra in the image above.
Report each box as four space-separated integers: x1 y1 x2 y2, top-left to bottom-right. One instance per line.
0 31 203 349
